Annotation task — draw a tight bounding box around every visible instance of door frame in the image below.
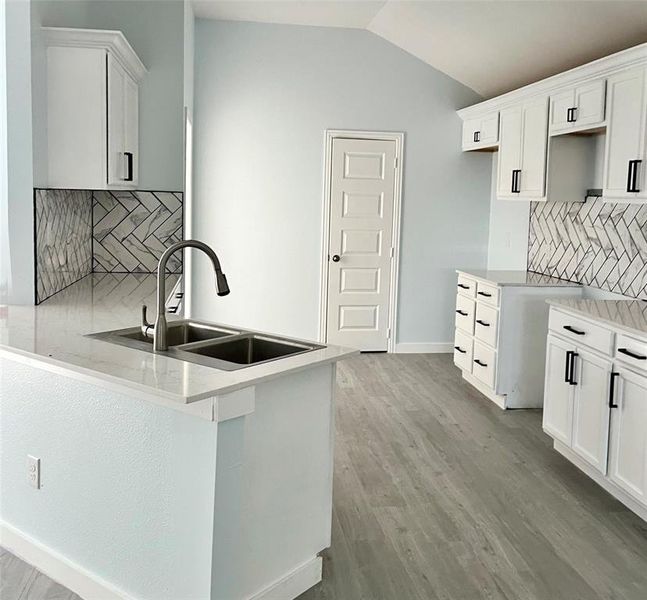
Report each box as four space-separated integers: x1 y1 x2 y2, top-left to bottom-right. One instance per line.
318 129 404 352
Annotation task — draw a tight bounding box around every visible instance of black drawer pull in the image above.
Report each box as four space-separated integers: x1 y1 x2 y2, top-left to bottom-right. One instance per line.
476 319 490 327
569 352 579 385
456 309 468 316
457 284 470 290
618 348 647 361
563 325 585 336
474 359 488 367
609 372 619 408
454 346 466 354
477 291 492 298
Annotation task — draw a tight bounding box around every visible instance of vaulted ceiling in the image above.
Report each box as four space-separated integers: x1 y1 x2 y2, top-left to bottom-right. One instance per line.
192 1 647 99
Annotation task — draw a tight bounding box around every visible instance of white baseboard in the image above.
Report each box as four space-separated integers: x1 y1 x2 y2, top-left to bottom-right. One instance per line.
0 522 133 600
246 556 322 600
394 342 452 354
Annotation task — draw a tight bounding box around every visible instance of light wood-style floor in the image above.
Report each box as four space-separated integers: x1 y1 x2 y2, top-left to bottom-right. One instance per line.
3 354 647 600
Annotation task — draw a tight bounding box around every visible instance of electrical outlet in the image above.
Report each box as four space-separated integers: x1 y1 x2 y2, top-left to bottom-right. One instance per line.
27 455 40 489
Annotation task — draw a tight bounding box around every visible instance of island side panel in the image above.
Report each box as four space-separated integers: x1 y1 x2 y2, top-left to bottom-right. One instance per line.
211 363 335 600
0 357 218 600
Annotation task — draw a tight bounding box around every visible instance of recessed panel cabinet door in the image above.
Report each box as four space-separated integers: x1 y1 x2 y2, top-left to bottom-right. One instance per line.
550 89 575 135
543 335 575 446
497 106 522 199
570 349 612 474
603 67 647 201
608 369 647 506
519 97 548 198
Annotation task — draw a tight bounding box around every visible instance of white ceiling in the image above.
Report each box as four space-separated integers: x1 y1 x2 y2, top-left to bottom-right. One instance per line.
192 1 647 99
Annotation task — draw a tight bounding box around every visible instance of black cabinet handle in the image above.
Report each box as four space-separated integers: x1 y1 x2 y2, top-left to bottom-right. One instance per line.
455 309 468 316
473 131 480 143
609 372 619 408
567 107 578 123
331 254 341 262
454 346 466 354
566 108 572 122
569 352 579 386
563 325 585 336
476 319 490 327
564 350 572 383
474 359 488 367
627 160 641 193
618 347 647 361
124 152 133 182
511 169 521 193
477 291 492 298
457 283 470 290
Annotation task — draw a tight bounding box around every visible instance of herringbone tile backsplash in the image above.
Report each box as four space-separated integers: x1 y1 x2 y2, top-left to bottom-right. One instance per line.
35 189 183 303
528 199 647 300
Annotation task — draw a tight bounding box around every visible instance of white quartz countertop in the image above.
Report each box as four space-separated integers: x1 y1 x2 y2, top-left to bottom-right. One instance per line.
0 274 357 405
548 298 647 338
457 269 582 288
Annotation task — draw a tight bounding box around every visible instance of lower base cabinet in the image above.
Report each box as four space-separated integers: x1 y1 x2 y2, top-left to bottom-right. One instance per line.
544 305 647 521
608 368 647 506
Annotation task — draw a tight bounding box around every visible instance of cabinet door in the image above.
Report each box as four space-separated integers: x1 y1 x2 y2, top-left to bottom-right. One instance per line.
479 113 499 146
124 73 139 187
549 89 575 135
608 368 647 506
462 118 480 150
570 349 612 474
519 97 548 198
497 106 522 199
574 80 606 130
543 335 575 445
603 67 647 200
107 54 126 186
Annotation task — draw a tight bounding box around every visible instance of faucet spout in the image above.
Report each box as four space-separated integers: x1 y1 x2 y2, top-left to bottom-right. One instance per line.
143 240 230 352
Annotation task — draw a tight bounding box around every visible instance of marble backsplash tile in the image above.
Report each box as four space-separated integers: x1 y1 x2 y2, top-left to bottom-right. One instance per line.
35 189 183 303
35 189 93 303
528 199 647 300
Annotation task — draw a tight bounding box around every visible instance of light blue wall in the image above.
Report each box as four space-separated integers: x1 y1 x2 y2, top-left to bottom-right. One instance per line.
31 0 184 191
192 20 492 346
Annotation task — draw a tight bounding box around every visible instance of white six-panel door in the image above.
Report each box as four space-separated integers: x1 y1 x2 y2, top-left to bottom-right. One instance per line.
325 138 396 351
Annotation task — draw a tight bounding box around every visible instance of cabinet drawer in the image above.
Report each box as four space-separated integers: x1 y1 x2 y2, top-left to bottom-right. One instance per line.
455 295 476 334
457 274 476 298
453 329 473 372
474 303 499 348
476 282 500 306
615 334 647 373
549 309 614 355
472 341 496 389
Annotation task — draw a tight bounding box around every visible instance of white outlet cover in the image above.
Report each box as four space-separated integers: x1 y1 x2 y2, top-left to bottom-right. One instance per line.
27 455 40 489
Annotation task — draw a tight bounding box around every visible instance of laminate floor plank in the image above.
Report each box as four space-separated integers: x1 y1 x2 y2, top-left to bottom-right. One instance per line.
2 354 647 599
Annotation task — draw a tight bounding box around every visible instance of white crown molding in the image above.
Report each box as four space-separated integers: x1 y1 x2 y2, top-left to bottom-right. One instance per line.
42 27 147 82
458 42 647 119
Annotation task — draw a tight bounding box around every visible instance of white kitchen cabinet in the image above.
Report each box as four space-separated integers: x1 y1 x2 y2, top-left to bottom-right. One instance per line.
496 97 548 200
462 112 499 151
608 367 647 505
549 79 606 136
570 348 612 474
453 271 581 410
44 28 146 190
603 67 647 202
543 302 647 522
542 335 575 446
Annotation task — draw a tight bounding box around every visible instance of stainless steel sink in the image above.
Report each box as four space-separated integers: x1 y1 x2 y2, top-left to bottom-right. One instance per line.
87 320 323 371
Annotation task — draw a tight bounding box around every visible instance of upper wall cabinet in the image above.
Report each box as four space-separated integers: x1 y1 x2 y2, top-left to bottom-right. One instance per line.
44 28 146 190
549 80 606 136
496 98 548 200
603 67 647 202
462 112 499 151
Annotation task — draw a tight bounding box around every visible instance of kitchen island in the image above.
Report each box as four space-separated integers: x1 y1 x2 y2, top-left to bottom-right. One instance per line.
0 273 356 600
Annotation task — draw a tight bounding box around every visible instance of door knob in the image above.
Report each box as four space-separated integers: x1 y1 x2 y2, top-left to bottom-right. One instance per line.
331 254 340 262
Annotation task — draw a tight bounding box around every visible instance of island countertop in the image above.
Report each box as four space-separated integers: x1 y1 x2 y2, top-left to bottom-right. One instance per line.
0 273 356 406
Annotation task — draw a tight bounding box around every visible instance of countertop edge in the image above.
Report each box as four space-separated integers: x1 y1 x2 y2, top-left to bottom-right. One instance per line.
0 344 359 408
456 269 582 288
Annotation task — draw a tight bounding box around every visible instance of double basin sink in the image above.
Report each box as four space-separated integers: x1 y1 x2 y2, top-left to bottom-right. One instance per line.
88 320 323 371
